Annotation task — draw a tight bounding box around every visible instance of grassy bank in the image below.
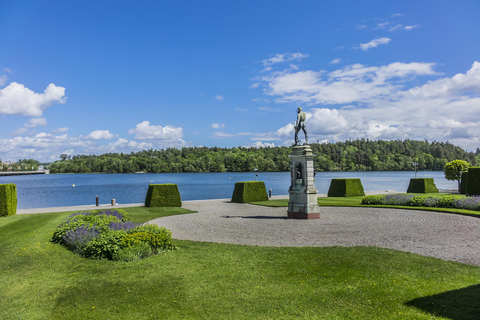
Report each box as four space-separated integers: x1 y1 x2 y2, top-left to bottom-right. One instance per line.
1 207 479 319
252 193 480 217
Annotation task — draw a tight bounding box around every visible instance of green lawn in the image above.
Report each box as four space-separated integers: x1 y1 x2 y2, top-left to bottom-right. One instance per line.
252 193 480 217
1 207 479 319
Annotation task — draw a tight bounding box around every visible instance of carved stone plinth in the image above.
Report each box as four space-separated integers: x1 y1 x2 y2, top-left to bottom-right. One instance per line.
287 145 320 219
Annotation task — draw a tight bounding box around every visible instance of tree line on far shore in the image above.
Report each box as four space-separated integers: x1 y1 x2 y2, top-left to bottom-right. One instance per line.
47 139 480 174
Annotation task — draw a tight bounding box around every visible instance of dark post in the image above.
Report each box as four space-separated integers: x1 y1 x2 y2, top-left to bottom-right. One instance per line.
269 189 272 198
95 196 99 206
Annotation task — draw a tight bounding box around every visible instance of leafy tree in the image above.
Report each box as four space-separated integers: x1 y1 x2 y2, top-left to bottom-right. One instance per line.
444 160 470 192
60 154 68 161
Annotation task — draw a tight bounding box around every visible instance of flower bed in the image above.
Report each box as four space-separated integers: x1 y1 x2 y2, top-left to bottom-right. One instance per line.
361 194 480 211
52 209 174 261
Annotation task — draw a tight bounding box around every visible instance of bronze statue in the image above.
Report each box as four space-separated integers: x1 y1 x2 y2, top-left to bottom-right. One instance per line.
294 107 308 145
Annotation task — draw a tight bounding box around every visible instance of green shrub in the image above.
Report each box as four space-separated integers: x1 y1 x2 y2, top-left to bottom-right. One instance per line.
122 229 173 251
0 183 17 217
327 179 365 197
231 181 268 203
82 229 126 260
113 242 152 262
406 195 429 207
361 195 384 205
406 178 439 193
145 184 182 207
52 212 122 244
460 171 468 194
466 167 480 196
435 196 457 208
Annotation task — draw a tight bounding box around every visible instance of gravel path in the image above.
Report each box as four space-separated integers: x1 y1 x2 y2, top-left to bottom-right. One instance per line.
149 199 480 266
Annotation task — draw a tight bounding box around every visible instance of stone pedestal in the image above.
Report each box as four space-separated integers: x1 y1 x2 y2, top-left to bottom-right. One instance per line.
287 145 320 219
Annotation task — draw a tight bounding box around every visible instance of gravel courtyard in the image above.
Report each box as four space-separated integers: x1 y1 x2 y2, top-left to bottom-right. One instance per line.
150 199 480 266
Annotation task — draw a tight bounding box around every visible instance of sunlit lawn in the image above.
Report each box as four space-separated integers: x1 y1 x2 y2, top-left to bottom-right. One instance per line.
1 206 479 319
252 193 480 217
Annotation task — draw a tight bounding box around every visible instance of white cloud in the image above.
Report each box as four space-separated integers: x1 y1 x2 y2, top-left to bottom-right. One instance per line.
0 82 66 116
0 82 67 117
389 24 403 31
358 37 391 51
235 108 247 112
256 58 480 151
330 58 341 64
375 22 390 29
263 61 438 105
0 75 7 86
128 121 183 141
404 25 419 30
25 118 47 128
215 95 224 101
87 130 116 140
249 141 275 148
10 127 28 137
51 127 69 133
391 13 404 17
250 82 260 88
262 53 308 66
307 108 349 135
212 132 234 138
211 123 225 129
258 106 282 112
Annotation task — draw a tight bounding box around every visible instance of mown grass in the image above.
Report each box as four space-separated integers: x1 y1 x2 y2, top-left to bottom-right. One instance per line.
252 193 480 217
1 207 479 319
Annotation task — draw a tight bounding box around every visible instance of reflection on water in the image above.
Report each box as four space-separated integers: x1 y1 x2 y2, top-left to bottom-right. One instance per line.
0 171 456 209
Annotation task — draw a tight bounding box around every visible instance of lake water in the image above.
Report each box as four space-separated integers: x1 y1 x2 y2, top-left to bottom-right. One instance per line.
1 171 456 209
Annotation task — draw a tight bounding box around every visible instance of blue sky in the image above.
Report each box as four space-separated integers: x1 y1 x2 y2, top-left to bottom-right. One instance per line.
1 0 480 161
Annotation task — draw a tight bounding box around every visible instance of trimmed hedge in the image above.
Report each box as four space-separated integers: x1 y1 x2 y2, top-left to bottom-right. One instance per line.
466 167 480 196
327 179 365 197
460 171 468 194
406 178 438 193
145 184 182 207
0 183 17 217
231 181 268 203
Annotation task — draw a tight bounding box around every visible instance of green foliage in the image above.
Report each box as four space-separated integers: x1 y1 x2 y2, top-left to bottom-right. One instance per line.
51 212 122 244
112 242 152 262
145 184 182 207
444 159 470 191
444 159 470 181
47 139 479 173
327 178 365 197
231 181 268 203
361 195 384 205
406 195 430 206
51 209 174 260
82 229 126 260
407 178 439 193
0 184 17 217
435 196 457 208
460 171 468 194
466 167 480 196
122 225 173 250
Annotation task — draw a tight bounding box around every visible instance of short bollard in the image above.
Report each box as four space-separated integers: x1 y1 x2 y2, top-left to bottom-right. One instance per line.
269 189 272 198
96 196 99 206
111 198 116 206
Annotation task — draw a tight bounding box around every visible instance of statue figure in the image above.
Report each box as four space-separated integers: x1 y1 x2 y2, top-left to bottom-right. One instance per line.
294 107 308 145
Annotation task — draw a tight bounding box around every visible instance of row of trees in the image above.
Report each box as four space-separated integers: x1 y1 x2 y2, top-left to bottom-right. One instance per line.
48 139 480 174
0 159 41 172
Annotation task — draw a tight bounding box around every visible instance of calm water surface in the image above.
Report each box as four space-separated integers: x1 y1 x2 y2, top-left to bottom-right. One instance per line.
1 171 455 209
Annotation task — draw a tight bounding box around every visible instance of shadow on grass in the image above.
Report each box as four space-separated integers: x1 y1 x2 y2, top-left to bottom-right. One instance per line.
406 284 480 320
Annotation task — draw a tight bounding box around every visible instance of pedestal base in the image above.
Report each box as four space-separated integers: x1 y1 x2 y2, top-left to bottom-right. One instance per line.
287 211 320 219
